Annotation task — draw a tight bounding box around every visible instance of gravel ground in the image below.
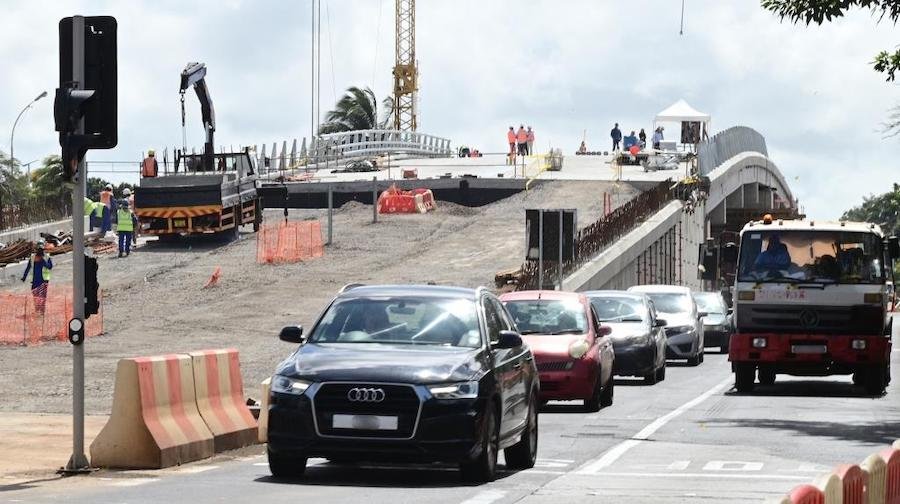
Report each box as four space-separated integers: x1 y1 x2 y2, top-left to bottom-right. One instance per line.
0 180 638 414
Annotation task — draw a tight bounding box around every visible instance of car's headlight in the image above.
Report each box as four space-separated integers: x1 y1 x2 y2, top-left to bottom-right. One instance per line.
428 381 479 399
271 375 311 395
569 339 591 359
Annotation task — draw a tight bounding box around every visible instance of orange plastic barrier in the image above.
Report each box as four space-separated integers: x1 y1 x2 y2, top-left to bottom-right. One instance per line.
189 349 258 452
834 464 867 504
883 448 900 504
0 286 103 346
256 221 324 264
377 185 436 214
788 485 825 504
90 354 215 468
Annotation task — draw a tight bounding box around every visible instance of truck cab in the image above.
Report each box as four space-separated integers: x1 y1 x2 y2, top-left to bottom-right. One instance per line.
729 217 897 395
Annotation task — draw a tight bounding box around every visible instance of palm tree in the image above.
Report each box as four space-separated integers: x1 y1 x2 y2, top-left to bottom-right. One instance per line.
30 155 69 215
318 86 395 135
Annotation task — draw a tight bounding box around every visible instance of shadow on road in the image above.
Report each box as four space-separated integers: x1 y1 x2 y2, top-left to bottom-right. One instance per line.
724 379 879 399
0 475 66 493
254 460 516 488
137 233 241 254
703 417 900 446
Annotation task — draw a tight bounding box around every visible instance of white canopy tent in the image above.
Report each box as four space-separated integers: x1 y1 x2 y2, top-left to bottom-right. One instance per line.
653 99 711 145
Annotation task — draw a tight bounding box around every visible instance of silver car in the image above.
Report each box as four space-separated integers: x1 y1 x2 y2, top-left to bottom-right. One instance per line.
627 285 706 366
693 291 733 353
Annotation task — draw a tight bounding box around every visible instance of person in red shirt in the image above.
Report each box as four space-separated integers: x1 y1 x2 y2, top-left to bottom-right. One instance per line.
516 125 527 156
507 127 516 155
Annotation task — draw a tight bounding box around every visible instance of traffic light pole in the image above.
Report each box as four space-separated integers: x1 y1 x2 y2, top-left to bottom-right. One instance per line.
65 14 90 473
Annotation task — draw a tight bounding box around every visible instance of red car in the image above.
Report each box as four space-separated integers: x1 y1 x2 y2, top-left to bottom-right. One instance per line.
499 290 615 411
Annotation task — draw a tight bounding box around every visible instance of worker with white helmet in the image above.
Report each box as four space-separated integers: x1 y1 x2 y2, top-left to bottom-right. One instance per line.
141 149 158 178
21 239 53 313
121 187 137 245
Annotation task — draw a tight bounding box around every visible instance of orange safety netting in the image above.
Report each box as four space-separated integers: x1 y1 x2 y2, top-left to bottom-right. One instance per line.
0 285 104 346
256 221 324 264
377 185 437 214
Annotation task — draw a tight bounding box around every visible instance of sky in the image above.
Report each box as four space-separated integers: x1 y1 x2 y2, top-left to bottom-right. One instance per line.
1 0 898 219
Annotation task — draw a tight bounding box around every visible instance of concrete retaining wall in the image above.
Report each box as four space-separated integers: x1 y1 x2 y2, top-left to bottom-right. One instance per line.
0 217 88 245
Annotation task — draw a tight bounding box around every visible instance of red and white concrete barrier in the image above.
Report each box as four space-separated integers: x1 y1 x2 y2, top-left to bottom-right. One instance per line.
189 349 258 452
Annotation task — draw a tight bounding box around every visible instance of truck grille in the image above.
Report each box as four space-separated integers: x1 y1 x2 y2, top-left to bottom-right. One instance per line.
312 383 421 439
737 304 882 335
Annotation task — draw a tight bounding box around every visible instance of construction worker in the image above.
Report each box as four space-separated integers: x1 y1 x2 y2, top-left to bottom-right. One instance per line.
99 184 115 235
526 126 535 155
507 127 516 156
116 199 134 257
21 240 53 314
122 188 138 245
516 125 528 156
142 149 158 177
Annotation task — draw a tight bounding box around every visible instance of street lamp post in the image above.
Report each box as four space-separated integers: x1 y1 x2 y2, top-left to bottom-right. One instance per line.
2 91 47 231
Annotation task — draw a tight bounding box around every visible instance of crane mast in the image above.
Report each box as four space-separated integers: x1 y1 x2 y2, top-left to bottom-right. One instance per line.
393 0 417 132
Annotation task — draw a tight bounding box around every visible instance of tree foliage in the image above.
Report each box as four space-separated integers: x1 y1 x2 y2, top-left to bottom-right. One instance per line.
318 86 392 135
842 182 900 236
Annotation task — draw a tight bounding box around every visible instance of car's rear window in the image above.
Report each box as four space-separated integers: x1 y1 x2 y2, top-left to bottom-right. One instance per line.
503 299 587 335
644 293 692 314
308 296 481 348
693 293 726 314
589 296 646 322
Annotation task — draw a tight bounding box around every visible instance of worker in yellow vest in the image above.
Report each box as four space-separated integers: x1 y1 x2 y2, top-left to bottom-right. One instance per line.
116 199 134 257
21 240 52 313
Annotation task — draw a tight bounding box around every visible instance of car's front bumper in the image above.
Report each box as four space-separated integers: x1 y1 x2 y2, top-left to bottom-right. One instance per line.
266 391 486 463
703 327 731 348
665 330 699 359
536 358 599 401
612 341 656 376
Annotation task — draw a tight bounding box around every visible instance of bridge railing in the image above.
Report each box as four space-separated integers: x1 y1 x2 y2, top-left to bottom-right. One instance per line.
698 126 768 175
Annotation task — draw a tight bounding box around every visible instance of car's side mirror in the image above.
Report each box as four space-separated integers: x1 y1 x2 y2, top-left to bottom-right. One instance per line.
655 318 667 327
279 325 305 343
492 330 523 349
597 325 612 337
698 311 709 319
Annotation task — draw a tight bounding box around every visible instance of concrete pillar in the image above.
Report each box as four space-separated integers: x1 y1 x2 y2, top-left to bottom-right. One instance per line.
708 201 727 226
743 182 759 208
758 186 773 210
726 188 744 209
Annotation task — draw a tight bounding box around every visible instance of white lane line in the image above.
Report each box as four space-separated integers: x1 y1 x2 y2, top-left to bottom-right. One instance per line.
599 471 809 481
110 478 160 487
459 490 507 504
577 377 732 475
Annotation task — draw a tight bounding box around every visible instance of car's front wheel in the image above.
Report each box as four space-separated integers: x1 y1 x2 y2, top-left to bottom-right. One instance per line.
460 406 499 482
600 375 614 407
656 363 666 382
505 394 538 470
267 447 307 479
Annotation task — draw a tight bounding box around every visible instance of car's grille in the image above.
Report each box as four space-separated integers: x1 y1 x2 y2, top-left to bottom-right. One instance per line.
538 361 574 372
737 304 882 335
313 383 421 439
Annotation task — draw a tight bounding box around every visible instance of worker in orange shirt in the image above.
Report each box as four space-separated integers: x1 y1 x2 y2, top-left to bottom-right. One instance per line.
141 149 158 178
507 127 516 156
99 183 115 235
516 125 528 156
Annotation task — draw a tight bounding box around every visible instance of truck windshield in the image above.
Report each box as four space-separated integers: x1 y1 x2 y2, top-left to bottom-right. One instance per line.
738 230 884 284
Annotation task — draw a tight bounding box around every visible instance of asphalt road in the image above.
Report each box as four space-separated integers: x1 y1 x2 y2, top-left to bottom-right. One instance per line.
5 347 899 504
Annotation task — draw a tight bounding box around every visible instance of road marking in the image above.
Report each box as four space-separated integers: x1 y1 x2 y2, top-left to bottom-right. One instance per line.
577 377 732 475
702 461 763 472
598 471 809 481
110 478 159 487
459 490 507 504
668 460 691 470
171 465 218 474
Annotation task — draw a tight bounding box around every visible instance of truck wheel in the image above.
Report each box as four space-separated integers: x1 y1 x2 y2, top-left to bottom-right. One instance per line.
735 363 755 393
864 366 887 396
758 368 776 386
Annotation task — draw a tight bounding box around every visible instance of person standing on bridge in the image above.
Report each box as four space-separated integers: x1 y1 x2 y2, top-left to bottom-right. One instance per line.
141 149 158 178
610 123 622 151
507 127 516 156
21 240 52 314
652 127 664 150
516 125 528 156
639 128 647 148
526 126 535 155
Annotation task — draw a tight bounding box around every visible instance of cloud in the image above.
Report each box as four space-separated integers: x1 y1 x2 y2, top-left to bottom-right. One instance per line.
0 1 897 218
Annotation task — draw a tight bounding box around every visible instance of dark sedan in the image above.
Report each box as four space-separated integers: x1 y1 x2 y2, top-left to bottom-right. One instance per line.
693 291 732 353
585 291 667 384
266 285 539 483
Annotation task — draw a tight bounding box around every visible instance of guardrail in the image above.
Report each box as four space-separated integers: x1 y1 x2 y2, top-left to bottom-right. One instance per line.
698 126 768 176
516 179 676 289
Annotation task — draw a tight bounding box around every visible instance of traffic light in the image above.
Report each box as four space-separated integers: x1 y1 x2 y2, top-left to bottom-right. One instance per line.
84 255 99 317
56 15 117 179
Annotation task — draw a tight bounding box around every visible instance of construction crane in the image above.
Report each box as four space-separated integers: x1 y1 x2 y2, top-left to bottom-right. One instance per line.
179 62 216 171
392 0 417 132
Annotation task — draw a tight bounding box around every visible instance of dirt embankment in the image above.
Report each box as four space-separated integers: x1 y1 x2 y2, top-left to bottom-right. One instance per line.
0 180 638 414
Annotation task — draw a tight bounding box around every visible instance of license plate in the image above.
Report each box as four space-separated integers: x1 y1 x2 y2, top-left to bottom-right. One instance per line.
791 344 827 354
173 219 187 228
332 414 398 430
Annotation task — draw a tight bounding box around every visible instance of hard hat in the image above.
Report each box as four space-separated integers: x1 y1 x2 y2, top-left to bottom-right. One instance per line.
123 188 132 196
105 183 113 190
147 148 155 156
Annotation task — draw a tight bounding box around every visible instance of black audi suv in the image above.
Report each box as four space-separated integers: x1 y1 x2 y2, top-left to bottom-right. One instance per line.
266 285 540 482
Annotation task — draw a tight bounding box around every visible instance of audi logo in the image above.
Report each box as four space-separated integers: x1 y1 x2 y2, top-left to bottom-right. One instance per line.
347 387 386 402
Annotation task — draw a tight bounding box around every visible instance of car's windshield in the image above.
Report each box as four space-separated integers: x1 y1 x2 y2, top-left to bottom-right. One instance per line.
503 299 588 335
693 293 726 314
643 293 692 314
738 230 884 284
588 296 646 322
307 296 481 348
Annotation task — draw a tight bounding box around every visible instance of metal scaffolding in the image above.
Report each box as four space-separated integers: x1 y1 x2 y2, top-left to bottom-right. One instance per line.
393 0 417 132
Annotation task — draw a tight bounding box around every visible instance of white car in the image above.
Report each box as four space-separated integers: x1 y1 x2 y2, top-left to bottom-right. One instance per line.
627 285 706 366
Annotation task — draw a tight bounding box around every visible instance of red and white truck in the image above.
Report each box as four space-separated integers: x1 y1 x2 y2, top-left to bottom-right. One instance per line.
729 217 897 395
